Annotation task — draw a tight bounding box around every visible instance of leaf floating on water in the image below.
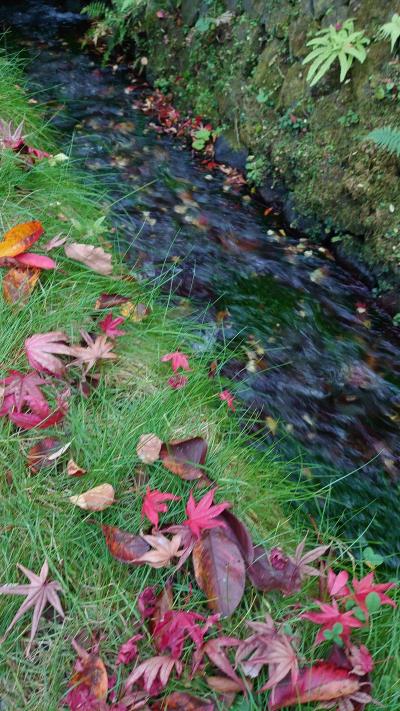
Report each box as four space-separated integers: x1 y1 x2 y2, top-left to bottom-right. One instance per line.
64 242 112 275
160 436 208 480
3 267 40 305
192 528 246 617
136 432 163 464
70 483 115 511
102 524 151 563
0 220 44 258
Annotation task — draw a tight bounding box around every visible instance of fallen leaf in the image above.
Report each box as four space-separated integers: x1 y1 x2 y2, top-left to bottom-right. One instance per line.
102 525 150 563
95 292 131 309
149 582 174 636
152 691 215 710
70 483 115 511
14 253 56 270
65 242 112 275
184 488 230 539
142 487 180 528
68 331 116 373
27 437 62 473
206 676 243 693
25 331 72 376
160 437 208 480
193 637 245 693
270 662 361 710
137 433 163 464
0 220 44 258
125 655 182 694
67 458 87 477
3 267 40 305
70 639 108 701
137 533 185 568
120 301 151 322
192 528 246 617
44 233 67 251
220 510 254 565
116 634 143 666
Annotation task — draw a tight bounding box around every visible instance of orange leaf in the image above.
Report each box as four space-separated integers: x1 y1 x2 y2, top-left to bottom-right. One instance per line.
3 267 40 305
0 221 44 258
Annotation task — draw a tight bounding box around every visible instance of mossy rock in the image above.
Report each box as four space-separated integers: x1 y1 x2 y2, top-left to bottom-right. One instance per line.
278 63 310 110
252 39 286 93
351 41 392 103
289 15 315 59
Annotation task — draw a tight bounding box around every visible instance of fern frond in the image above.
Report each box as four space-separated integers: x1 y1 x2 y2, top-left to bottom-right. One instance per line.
82 2 107 19
366 127 400 157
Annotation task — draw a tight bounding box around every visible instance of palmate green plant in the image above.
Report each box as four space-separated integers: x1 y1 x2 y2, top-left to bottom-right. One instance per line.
378 13 400 53
303 19 369 87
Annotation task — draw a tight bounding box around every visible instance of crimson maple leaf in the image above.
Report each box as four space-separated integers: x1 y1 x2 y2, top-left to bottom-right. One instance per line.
141 487 180 529
0 370 48 416
68 331 117 373
183 488 230 539
350 572 396 614
25 331 72 376
302 600 364 645
192 636 246 693
327 569 350 598
161 351 191 372
137 533 185 568
153 609 217 659
235 614 277 678
218 389 235 411
116 634 143 666
99 312 126 339
0 559 64 656
125 654 182 694
254 634 299 694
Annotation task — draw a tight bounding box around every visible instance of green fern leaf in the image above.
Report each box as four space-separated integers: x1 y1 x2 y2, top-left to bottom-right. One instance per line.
365 127 400 157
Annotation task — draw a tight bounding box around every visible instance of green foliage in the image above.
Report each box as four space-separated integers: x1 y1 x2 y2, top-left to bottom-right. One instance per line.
338 109 360 127
245 154 267 186
303 19 369 87
83 0 148 56
378 13 400 53
366 126 400 157
192 127 212 150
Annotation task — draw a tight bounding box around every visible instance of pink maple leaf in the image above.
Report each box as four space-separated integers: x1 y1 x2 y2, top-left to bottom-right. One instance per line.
219 389 235 411
125 654 182 695
99 312 126 339
0 370 48 416
183 488 230 539
141 487 180 529
348 644 374 676
302 600 364 645
192 636 246 693
25 331 72 376
168 374 188 389
161 351 190 372
327 569 350 598
350 572 396 614
255 634 299 694
137 586 157 620
116 634 143 666
153 609 217 659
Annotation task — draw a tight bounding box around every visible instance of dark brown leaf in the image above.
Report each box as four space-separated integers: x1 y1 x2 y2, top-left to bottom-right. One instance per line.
3 267 40 305
102 525 150 564
151 692 215 710
192 528 245 617
160 437 208 481
220 510 254 566
150 580 173 638
27 437 62 474
247 544 300 594
94 293 131 310
71 639 108 700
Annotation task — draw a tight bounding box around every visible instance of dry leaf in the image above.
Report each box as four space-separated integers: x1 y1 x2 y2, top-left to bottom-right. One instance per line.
70 483 115 511
65 242 112 275
67 458 87 477
27 437 62 474
120 301 151 322
136 433 163 464
44 233 67 251
3 267 40 305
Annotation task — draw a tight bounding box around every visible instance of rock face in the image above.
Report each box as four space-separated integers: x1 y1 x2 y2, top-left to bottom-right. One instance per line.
142 0 400 273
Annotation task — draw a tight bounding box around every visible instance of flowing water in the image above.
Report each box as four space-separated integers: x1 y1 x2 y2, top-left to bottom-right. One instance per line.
2 0 400 563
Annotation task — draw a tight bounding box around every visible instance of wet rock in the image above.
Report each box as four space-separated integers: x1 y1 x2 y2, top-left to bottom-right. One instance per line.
214 134 248 172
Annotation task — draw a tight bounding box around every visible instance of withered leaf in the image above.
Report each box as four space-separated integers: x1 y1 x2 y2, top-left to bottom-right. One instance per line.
94 292 131 310
120 301 151 322
150 580 173 638
220 510 254 566
136 433 163 464
247 544 300 594
160 437 208 481
70 483 115 511
27 437 62 474
64 243 112 275
67 458 87 477
192 528 246 617
152 692 215 710
70 639 108 701
206 675 244 693
3 267 40 305
102 524 150 564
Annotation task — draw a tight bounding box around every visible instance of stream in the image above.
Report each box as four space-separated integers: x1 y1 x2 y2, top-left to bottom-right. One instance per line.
2 0 400 564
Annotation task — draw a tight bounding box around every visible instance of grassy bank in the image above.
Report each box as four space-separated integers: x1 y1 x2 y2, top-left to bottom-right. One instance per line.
0 47 398 711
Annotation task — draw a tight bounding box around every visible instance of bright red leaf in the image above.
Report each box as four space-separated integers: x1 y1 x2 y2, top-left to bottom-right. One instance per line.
350 572 396 614
302 600 364 645
161 351 191 372
168 374 188 389
141 487 180 529
327 569 350 598
269 662 362 710
183 488 230 539
99 312 126 338
153 609 217 659
0 370 48 417
116 634 143 666
14 253 56 270
218 390 235 411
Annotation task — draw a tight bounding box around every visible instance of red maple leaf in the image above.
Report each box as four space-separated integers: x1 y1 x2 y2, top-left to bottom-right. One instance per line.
183 488 230 539
153 609 217 659
116 634 143 666
99 312 126 339
25 331 72 376
161 351 191 372
218 390 235 411
302 600 364 645
0 370 48 416
141 487 180 529
350 572 396 614
125 655 182 695
327 569 350 598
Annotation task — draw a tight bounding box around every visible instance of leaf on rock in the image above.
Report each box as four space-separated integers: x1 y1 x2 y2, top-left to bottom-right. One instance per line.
3 267 40 305
152 691 215 710
137 433 163 464
102 525 151 564
70 483 115 511
269 662 360 710
0 220 44 258
160 437 208 480
65 242 112 275
27 437 62 473
192 528 246 617
67 458 87 477
25 331 72 376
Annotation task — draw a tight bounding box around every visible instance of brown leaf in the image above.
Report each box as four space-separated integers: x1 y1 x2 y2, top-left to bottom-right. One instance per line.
206 675 243 693
247 544 300 594
160 437 208 481
3 267 40 305
70 483 115 511
137 433 163 464
27 437 62 474
71 640 108 700
44 233 67 251
121 301 151 322
192 528 246 617
152 692 215 710
220 510 254 566
67 458 87 477
102 524 150 563
64 242 112 275
94 292 131 309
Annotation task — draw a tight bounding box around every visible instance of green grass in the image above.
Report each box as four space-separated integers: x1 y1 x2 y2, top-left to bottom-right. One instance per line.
0 48 398 711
